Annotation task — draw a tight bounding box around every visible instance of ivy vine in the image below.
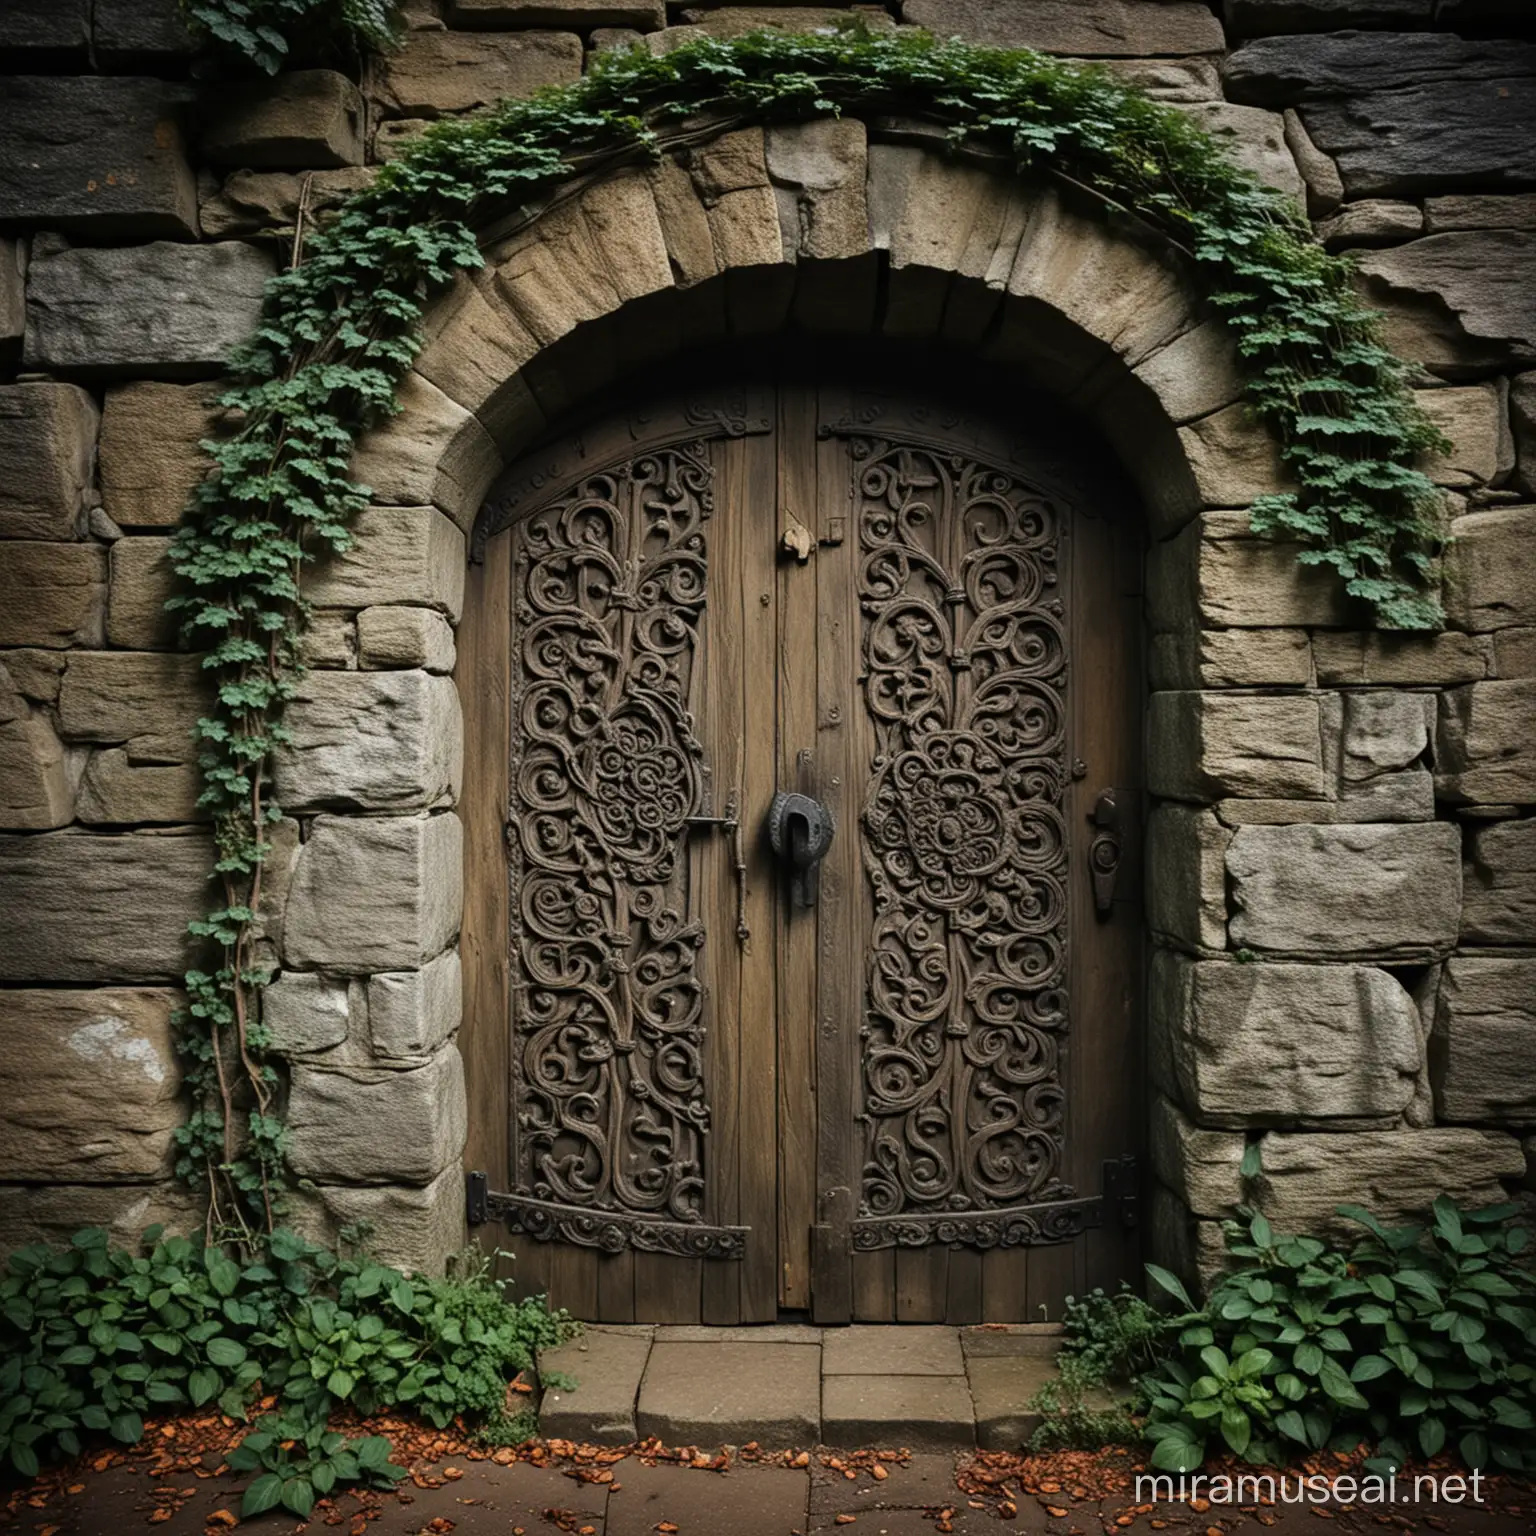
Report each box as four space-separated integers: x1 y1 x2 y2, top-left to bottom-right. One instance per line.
168 23 1449 1248
178 0 401 75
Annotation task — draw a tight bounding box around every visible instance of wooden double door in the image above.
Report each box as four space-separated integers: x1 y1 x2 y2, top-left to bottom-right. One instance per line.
460 362 1144 1324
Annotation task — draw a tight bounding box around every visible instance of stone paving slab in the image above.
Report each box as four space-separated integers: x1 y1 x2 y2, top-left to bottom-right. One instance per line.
821 1374 976 1452
540 1324 655 1445
606 1462 809 1536
965 1353 1058 1450
638 1340 821 1449
656 1323 822 1344
809 1452 963 1514
959 1321 1065 1358
822 1323 965 1376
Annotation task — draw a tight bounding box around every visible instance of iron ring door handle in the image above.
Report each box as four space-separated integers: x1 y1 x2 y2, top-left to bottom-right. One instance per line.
768 791 835 909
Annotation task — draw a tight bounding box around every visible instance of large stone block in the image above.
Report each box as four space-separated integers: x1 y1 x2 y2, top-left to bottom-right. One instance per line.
1444 506 1536 632
1431 958 1536 1128
452 0 662 20
24 240 274 380
1178 103 1303 201
0 0 90 64
0 988 182 1180
1312 630 1490 686
1148 511 1350 630
1321 690 1434 822
0 383 99 541
1150 1097 1245 1218
57 651 208 762
0 542 106 648
1148 627 1312 691
1153 952 1423 1128
0 239 22 354
282 813 463 973
200 166 375 241
1148 691 1326 801
357 606 455 673
900 0 1224 55
1147 807 1231 955
287 1045 466 1185
98 381 226 529
273 671 461 813
1436 680 1536 804
0 76 196 240
261 972 352 1056
1178 403 1293 507
0 829 212 983
1418 384 1512 488
1227 822 1462 959
1495 628 1536 680
1516 373 1536 497
765 119 869 263
1253 1128 1525 1238
76 749 200 826
1315 199 1422 250
202 71 365 170
1223 0 1433 34
0 680 75 831
0 1183 202 1260
299 1166 465 1275
372 30 582 118
677 5 895 37
1357 234 1536 375
1132 318 1247 427
1462 817 1536 944
93 0 194 67
107 536 178 650
368 948 461 1059
304 506 466 620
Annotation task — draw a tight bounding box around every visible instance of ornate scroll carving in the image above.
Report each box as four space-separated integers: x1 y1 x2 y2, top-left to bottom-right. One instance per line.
853 436 1075 1242
485 1191 747 1259
850 1194 1101 1252
507 442 739 1255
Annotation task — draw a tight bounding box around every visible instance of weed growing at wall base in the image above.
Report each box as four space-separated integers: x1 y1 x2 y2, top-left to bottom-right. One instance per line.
166 21 1452 1241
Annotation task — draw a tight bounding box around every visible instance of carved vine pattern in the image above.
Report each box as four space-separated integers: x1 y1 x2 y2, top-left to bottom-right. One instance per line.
855 435 1074 1238
509 443 721 1240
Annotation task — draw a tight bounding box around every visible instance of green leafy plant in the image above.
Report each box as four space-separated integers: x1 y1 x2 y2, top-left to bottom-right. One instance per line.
1140 1199 1536 1475
226 1409 405 1520
179 0 401 74
0 1226 575 1483
166 23 1451 1241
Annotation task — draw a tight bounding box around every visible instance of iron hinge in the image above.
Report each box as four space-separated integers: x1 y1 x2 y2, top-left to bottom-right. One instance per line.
1102 1155 1140 1229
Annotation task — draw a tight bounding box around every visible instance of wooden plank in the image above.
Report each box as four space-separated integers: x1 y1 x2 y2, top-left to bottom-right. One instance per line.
456 531 513 1283
776 383 820 1312
596 1250 635 1324
1026 1242 1077 1326
811 385 859 1324
633 1254 701 1326
508 1238 555 1309
981 1249 1030 1324
895 1246 949 1324
547 1241 599 1325
945 1248 984 1326
737 425 783 1322
851 1250 896 1322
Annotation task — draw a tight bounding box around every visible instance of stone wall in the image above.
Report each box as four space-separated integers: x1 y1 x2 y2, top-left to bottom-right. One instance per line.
0 0 1532 1283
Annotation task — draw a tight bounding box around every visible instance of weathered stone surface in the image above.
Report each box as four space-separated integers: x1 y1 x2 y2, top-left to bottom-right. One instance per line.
93 0 194 67
1282 107 1343 217
450 0 665 25
1516 374 1536 497
99 381 226 528
1224 0 1432 35
57 651 208 762
0 542 107 648
202 71 365 170
307 507 466 619
1147 807 1231 953
1228 822 1462 958
1178 103 1303 201
1425 193 1536 233
1417 385 1510 488
1315 199 1422 249
1321 690 1434 822
282 813 463 973
288 1045 466 1185
0 239 22 353
357 605 456 673
1149 1182 1229 1296
1462 817 1536 943
0 1183 202 1259
1312 630 1490 686
1254 1127 1525 1236
261 972 351 1056
0 670 75 831
1357 234 1536 375
1086 56 1222 102
638 1341 820 1449
368 949 461 1059
1148 511 1350 629
298 612 357 669
107 537 177 650
272 671 462 813
1495 628 1536 679
0 77 196 240
0 830 211 982
823 1326 965 1377
1149 627 1312 690
199 167 375 240
372 30 583 118
761 118 868 265
0 988 182 1180
76 750 201 826
900 0 1224 55
1149 691 1326 801
539 1326 654 1446
676 4 895 36
1178 404 1293 507
0 0 90 63
1 651 66 706
1432 958 1536 1128
1436 680 1536 804
1132 318 1247 426
1152 951 1423 1128
1444 506 1536 632
822 1374 975 1452
301 1165 464 1275
589 26 644 54
1150 1097 1245 1217
25 241 274 380
0 383 99 541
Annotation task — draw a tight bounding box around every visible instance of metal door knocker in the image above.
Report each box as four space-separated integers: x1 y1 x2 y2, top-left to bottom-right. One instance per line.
768 791 835 908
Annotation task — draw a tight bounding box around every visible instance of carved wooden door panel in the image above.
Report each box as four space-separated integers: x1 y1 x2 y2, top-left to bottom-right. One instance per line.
459 375 1143 1325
